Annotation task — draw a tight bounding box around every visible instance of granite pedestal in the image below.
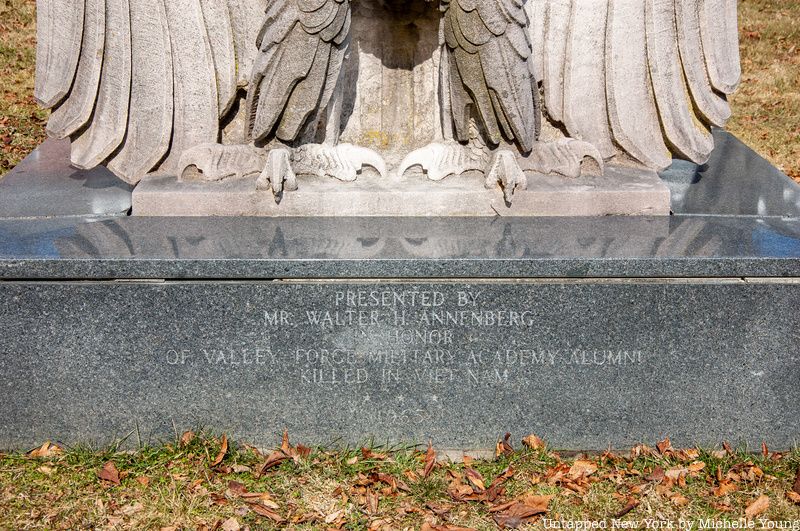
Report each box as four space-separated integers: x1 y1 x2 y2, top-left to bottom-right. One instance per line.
1 131 799 451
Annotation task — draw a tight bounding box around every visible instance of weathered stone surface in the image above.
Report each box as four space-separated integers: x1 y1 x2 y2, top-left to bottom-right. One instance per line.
107 0 174 182
160 0 219 173
45 0 105 139
0 279 798 450
70 0 131 170
34 0 83 108
132 164 669 217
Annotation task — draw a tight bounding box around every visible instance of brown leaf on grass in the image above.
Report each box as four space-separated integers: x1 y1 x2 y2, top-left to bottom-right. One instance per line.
615 497 640 517
656 437 673 455
260 450 290 474
722 441 734 456
491 494 551 529
424 442 436 478
179 431 195 447
496 433 514 458
362 447 388 460
688 461 706 473
136 476 150 487
646 467 665 483
211 435 228 467
370 472 411 493
227 480 247 496
786 491 800 505
28 441 63 458
793 468 800 496
745 495 770 518
365 488 379 515
464 468 486 491
665 466 688 481
713 480 737 497
670 494 690 506
568 460 598 479
522 434 546 450
250 503 285 523
119 502 144 516
762 441 769 458
220 517 240 531
97 461 121 485
630 444 655 458
426 502 454 516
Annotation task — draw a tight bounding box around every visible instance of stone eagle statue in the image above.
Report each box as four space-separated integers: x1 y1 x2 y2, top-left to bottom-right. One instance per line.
35 0 740 200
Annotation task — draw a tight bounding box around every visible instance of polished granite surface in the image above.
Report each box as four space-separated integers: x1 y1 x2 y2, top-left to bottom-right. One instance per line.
0 131 798 279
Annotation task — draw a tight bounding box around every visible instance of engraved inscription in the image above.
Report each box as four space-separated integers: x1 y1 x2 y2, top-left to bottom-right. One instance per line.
163 288 646 386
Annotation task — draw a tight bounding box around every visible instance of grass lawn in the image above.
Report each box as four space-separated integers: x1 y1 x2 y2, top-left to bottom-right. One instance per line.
0 0 798 181
1 434 799 529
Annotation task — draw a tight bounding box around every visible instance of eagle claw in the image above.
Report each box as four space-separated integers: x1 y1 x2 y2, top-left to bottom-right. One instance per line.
519 139 605 178
398 142 487 181
292 143 387 182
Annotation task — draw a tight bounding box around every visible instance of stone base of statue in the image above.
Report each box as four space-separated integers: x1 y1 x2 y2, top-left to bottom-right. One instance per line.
0 130 798 451
132 166 670 217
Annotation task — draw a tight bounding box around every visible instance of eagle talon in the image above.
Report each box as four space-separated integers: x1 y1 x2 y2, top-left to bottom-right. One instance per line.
292 143 387 182
519 139 605 179
256 148 297 202
398 142 487 181
485 150 528 204
177 143 268 182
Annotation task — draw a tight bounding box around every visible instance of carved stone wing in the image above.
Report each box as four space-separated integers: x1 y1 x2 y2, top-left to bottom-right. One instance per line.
35 0 265 184
440 0 539 153
246 0 352 143
528 0 741 170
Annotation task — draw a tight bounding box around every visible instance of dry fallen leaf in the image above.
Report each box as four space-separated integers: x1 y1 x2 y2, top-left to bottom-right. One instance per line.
646 467 665 483
670 494 690 507
723 441 734 457
496 433 514 458
688 461 706 473
762 441 769 458
211 434 228 467
97 461 121 485
615 497 640 517
37 465 55 475
491 493 551 528
220 517 240 531
365 488 379 515
522 434 546 450
713 480 737 497
179 431 195 447
793 468 800 496
464 468 486 491
28 441 63 458
787 491 800 505
568 460 598 479
424 442 436 478
656 437 673 455
250 503 285 522
745 495 770 518
120 502 144 516
136 476 150 487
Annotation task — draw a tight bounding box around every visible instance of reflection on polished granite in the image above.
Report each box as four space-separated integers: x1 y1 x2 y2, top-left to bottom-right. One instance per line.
0 215 797 278
0 130 798 279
